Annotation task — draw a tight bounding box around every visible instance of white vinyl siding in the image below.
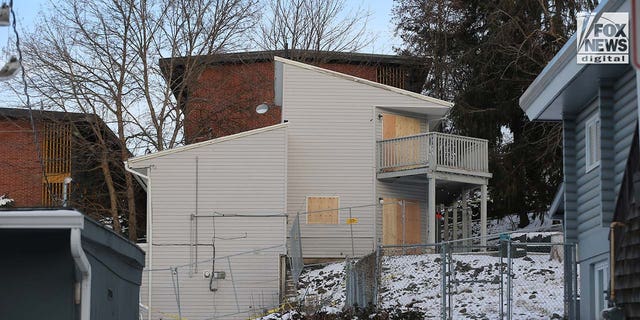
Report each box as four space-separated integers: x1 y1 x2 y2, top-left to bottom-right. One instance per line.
585 114 601 173
130 125 288 320
281 62 444 258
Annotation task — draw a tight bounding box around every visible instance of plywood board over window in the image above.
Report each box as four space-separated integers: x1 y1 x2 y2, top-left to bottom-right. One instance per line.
381 114 423 171
382 198 421 245
307 196 339 224
382 113 422 139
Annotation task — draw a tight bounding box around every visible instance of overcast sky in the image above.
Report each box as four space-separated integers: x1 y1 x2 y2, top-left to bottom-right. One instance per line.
9 0 400 54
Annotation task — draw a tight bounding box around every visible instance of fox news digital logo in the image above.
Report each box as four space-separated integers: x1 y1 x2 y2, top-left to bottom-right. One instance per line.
577 12 629 64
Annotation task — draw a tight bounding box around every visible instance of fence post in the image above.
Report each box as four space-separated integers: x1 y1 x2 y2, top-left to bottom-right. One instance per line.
506 238 512 320
499 238 504 319
441 243 447 320
349 208 355 257
373 245 382 306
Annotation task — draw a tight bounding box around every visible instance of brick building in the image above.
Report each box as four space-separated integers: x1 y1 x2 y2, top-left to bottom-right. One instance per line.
0 107 146 237
161 50 428 143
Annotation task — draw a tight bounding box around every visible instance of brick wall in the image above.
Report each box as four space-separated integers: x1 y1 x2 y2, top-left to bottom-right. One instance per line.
0 119 42 207
185 61 379 143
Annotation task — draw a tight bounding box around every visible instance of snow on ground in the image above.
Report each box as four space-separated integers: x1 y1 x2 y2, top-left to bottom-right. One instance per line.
296 262 346 308
482 212 558 236
262 250 565 319
0 194 14 207
379 253 565 319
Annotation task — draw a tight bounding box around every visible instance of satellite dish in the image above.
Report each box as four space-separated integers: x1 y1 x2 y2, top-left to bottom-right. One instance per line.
255 103 269 114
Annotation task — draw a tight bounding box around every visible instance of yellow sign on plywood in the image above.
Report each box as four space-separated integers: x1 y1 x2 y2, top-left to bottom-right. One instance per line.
346 218 359 224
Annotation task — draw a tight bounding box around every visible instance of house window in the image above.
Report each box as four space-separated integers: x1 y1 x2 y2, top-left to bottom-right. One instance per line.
585 114 601 172
593 261 609 318
306 196 339 224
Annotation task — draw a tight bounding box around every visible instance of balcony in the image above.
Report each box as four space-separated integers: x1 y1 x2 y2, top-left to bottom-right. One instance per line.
377 132 491 180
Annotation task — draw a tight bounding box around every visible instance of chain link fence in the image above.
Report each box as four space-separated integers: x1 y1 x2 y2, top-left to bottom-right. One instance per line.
344 236 578 320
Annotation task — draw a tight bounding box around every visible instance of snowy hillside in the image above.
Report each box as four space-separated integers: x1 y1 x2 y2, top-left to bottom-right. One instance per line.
263 251 566 319
379 253 564 319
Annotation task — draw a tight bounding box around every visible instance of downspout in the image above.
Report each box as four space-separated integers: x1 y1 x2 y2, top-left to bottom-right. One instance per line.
124 161 151 320
70 228 91 320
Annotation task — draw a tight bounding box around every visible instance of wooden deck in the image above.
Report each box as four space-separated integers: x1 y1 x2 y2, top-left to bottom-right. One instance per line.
377 132 491 181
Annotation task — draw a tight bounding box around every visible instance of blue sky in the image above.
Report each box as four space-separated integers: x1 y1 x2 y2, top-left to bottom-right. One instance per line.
10 0 400 54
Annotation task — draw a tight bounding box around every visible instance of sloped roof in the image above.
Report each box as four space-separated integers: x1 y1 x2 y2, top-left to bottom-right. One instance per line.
274 56 453 108
127 123 288 165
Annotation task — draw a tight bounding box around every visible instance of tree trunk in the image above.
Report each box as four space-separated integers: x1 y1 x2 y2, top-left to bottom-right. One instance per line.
518 211 530 229
124 168 137 241
101 151 121 233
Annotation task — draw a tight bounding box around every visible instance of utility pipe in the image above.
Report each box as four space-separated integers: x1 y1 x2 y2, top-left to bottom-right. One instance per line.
62 177 72 207
70 228 91 320
610 221 626 303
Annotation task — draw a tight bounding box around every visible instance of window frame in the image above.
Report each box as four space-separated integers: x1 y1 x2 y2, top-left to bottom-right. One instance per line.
305 196 340 225
585 113 601 173
593 260 609 319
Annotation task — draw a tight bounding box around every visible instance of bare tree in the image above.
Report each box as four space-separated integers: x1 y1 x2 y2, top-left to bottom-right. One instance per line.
21 0 259 239
255 0 372 54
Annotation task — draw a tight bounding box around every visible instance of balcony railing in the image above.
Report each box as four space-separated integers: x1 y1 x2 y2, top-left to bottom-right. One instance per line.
377 132 489 175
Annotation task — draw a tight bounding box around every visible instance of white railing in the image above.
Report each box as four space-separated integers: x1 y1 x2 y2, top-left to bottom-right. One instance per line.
377 132 489 174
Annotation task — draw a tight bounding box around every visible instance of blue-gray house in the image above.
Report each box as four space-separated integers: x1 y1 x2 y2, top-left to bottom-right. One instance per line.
0 209 145 320
519 1 639 318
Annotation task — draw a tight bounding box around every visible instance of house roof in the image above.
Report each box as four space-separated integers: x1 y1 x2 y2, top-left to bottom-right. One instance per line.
274 56 453 109
518 0 628 120
0 106 132 156
159 50 430 101
0 208 85 229
0 107 99 122
160 49 425 71
127 123 288 165
0 208 145 264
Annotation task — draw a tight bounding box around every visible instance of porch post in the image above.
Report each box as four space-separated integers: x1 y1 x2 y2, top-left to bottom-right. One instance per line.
461 191 469 248
442 204 448 241
481 183 488 247
452 205 458 241
428 176 436 244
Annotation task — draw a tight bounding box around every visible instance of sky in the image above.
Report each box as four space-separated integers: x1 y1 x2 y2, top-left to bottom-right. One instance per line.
8 0 401 54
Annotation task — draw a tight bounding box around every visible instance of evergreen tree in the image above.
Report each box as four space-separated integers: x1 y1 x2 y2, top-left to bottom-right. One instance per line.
393 0 597 225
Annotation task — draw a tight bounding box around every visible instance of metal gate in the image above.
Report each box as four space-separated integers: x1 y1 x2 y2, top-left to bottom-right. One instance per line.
441 239 578 320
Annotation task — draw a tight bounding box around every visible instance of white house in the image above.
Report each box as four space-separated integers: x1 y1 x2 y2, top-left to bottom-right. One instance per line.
127 57 491 319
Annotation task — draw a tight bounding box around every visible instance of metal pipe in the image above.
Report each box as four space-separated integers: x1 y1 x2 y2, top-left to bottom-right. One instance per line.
506 238 512 320
124 161 149 180
195 157 199 274
349 208 355 257
70 228 91 320
610 221 626 303
441 243 447 319
62 177 72 207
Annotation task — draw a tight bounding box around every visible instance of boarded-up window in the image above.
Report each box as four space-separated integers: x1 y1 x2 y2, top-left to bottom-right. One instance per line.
382 113 422 139
307 196 339 224
382 198 421 245
42 122 72 206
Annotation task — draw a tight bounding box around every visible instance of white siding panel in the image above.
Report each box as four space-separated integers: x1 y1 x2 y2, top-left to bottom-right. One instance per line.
134 126 287 320
141 216 285 320
147 127 287 244
282 63 440 257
